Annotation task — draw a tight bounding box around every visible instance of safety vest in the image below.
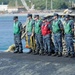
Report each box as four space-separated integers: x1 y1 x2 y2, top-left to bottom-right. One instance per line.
52 20 60 33
13 21 20 34
34 20 41 34
26 19 33 32
64 20 72 34
41 22 51 36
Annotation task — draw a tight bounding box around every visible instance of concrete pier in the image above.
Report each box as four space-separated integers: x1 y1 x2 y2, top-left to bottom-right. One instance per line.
0 52 75 75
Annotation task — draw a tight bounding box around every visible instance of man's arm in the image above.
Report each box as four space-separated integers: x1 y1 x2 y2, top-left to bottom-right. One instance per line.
31 20 35 36
58 20 63 30
32 20 35 32
58 20 64 38
70 21 74 37
18 22 23 34
39 21 42 27
48 23 52 30
70 21 74 32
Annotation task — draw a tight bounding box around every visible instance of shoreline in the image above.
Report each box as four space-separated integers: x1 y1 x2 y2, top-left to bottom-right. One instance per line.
0 13 75 17
0 12 56 16
0 13 27 16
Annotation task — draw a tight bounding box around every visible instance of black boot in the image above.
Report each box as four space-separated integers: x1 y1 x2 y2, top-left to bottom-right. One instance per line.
65 53 71 57
70 54 75 58
34 52 39 55
19 50 23 53
48 52 52 56
58 52 62 57
14 50 19 53
40 50 44 55
32 50 35 54
52 52 58 56
44 51 48 55
34 50 39 55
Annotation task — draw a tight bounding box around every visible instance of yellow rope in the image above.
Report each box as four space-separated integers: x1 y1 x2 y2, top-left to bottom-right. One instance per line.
25 34 36 50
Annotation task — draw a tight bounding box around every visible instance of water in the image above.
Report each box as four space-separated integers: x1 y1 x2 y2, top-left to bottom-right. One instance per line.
0 15 29 52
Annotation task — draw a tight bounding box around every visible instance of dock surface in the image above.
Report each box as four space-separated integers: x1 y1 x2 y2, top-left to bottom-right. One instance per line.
0 52 75 75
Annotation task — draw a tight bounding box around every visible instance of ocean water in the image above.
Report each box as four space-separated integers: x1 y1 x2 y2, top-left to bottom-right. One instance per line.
0 16 29 52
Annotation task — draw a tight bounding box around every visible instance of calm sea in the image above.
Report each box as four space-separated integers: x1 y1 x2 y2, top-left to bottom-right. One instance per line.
0 15 29 52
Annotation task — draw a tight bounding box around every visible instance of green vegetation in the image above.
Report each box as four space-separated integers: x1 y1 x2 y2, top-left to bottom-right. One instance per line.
0 0 9 4
0 0 75 10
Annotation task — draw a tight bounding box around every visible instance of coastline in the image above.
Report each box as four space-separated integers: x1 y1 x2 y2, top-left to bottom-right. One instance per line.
0 12 54 17
0 12 75 17
0 13 27 17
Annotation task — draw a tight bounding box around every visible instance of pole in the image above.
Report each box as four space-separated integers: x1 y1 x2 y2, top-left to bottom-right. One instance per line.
15 0 18 8
29 0 32 8
72 1 73 7
69 0 72 8
46 0 47 10
51 0 53 10
71 0 72 8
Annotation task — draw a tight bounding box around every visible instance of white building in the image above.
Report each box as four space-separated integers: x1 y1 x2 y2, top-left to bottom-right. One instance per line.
0 5 8 11
7 7 18 13
0 4 18 13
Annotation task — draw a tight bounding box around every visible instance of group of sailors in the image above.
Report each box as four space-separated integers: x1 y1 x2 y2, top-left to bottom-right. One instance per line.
13 13 75 58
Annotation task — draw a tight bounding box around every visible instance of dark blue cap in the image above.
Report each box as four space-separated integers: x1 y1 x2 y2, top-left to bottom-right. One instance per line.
65 15 70 18
53 13 59 17
42 17 47 20
27 14 32 17
34 15 39 18
13 16 18 20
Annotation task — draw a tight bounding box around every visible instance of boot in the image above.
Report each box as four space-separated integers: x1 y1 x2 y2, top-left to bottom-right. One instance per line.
14 50 19 53
65 53 71 57
70 54 75 58
52 52 58 56
40 50 44 55
19 50 23 53
32 50 35 54
58 52 62 57
44 51 48 55
34 50 39 55
48 52 52 56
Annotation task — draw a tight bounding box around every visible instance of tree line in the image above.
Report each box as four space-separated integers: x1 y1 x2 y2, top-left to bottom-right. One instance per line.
0 0 75 10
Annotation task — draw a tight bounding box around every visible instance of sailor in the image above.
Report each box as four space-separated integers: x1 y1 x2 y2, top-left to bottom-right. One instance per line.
13 16 23 53
52 13 63 57
46 16 55 54
34 15 44 55
25 14 35 54
41 17 52 56
64 15 75 58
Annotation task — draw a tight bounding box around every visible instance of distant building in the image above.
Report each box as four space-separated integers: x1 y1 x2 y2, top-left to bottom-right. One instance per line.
7 7 18 13
18 6 25 13
7 6 25 13
0 5 8 11
0 4 25 13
